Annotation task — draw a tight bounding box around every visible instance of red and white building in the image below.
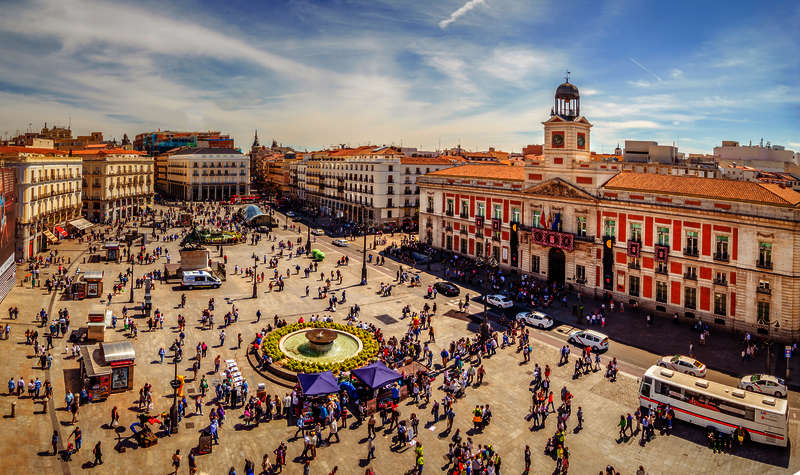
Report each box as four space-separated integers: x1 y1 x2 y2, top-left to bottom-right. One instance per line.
419 80 800 340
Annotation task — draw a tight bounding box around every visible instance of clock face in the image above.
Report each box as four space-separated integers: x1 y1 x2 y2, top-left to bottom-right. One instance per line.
552 133 564 147
577 134 585 148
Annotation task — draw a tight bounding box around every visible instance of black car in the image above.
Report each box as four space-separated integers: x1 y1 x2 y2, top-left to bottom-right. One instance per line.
434 281 460 297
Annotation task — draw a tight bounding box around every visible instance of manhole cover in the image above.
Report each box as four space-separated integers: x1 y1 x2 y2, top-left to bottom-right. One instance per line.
375 314 398 325
187 388 196 394
185 422 195 429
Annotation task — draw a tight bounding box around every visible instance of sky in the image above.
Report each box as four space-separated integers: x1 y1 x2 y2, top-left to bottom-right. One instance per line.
0 0 798 154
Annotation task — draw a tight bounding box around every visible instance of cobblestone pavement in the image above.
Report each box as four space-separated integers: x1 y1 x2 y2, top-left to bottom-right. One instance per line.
0 206 796 474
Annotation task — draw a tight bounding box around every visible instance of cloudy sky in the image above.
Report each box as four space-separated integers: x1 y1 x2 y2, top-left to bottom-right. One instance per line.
0 0 798 154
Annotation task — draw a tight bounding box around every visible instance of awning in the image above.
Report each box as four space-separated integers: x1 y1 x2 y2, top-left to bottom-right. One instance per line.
54 226 67 237
68 218 94 231
351 361 402 389
101 341 136 363
298 371 340 396
43 230 58 243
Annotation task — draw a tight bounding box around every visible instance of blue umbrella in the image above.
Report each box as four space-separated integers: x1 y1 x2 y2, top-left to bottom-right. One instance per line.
351 361 402 389
298 371 340 396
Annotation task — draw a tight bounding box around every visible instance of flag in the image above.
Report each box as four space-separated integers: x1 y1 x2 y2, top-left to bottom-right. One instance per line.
538 211 546 229
551 212 561 231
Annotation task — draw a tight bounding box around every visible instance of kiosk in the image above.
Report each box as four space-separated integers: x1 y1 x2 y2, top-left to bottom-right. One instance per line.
104 241 120 261
79 341 135 400
87 305 113 341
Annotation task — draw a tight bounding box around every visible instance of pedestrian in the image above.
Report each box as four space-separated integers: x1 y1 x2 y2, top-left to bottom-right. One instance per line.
51 430 59 456
189 451 198 474
524 444 531 473
618 414 627 438
576 406 583 430
172 449 182 474
92 441 102 466
367 436 375 460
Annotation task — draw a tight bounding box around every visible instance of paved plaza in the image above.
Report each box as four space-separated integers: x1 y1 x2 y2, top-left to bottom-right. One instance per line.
1 205 798 474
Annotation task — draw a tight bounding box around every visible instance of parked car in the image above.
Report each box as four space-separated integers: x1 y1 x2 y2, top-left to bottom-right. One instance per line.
657 355 707 378
738 374 787 398
332 239 349 247
433 281 460 297
515 311 554 329
483 294 514 309
311 228 325 235
567 329 609 351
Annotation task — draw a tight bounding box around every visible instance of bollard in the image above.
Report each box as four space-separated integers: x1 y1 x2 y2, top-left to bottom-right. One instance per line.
11 401 15 418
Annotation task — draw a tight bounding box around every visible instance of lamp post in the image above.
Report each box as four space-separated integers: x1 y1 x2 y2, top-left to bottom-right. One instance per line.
361 224 368 284
477 256 497 323
252 255 258 298
306 223 311 254
169 353 180 434
128 238 134 303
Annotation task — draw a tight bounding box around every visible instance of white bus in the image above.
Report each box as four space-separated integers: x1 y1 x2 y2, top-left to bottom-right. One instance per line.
639 365 788 447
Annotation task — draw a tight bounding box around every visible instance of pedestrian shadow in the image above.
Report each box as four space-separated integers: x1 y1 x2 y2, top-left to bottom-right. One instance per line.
36 450 52 457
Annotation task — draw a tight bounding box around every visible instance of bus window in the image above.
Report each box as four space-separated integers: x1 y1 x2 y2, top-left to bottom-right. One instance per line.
640 377 652 398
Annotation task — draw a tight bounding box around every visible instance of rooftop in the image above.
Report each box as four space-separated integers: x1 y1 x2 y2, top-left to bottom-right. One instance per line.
0 145 67 156
425 164 526 181
172 147 242 156
399 157 455 165
72 148 146 156
604 171 800 207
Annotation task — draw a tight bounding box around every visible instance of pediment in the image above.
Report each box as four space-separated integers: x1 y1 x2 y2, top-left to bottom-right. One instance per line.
524 177 596 200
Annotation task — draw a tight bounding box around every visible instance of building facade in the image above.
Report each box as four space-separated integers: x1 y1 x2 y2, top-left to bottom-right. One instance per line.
303 146 454 228
166 148 249 201
134 131 234 155
76 148 154 223
419 81 800 340
0 146 82 259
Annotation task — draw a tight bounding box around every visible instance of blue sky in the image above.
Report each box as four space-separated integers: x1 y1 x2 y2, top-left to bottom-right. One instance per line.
0 0 797 154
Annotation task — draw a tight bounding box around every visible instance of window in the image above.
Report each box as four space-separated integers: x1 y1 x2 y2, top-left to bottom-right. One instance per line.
657 226 670 246
758 242 772 269
460 200 469 218
656 261 668 274
630 222 642 242
492 246 500 261
475 241 483 258
533 210 542 228
445 235 453 250
532 255 540 273
493 204 502 220
684 287 696 309
714 271 727 285
629 257 640 269
511 207 520 223
656 281 668 303
476 203 485 217
629 276 640 297
460 238 467 254
388 165 393 172
576 216 587 236
446 199 454 216
604 219 616 238
685 230 699 256
715 236 729 260
684 266 697 280
714 293 727 316
757 280 771 295
757 301 770 325
576 264 585 283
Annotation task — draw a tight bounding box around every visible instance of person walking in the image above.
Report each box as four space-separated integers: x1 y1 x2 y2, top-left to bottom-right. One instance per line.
92 441 103 466
367 436 375 461
524 445 531 473
576 407 583 431
51 430 59 456
171 449 182 474
189 451 198 474
618 414 627 438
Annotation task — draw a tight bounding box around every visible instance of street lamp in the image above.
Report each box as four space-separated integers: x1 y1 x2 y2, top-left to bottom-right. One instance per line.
252 255 258 298
169 353 180 435
477 255 498 323
361 224 368 284
128 239 135 303
306 223 311 254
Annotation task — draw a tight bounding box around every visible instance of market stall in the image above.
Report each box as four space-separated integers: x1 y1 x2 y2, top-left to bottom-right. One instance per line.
83 270 104 298
351 361 403 414
79 341 135 400
87 305 113 341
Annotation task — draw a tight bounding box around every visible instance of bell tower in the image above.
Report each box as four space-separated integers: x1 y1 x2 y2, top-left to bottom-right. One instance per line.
543 72 592 165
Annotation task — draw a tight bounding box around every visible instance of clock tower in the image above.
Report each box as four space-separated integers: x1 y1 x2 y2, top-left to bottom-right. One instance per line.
543 73 592 166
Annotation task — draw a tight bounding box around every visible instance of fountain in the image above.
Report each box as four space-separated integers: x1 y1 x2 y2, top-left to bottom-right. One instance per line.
279 327 363 364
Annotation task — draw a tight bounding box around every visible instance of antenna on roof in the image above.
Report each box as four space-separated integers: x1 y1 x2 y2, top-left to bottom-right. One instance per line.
565 70 571 82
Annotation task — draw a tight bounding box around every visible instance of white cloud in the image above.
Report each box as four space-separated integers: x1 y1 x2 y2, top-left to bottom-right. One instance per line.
670 68 684 79
479 47 561 84
627 80 651 88
439 0 487 29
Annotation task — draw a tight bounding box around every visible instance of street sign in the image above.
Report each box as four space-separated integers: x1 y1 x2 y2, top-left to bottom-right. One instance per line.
786 346 792 358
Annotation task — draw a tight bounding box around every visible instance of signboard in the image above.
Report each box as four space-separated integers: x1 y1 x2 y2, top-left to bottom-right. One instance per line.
0 168 16 263
491 218 501 232
531 229 574 252
627 240 641 257
655 245 669 262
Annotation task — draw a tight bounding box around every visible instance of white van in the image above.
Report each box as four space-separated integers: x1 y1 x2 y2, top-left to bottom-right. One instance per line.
182 270 221 289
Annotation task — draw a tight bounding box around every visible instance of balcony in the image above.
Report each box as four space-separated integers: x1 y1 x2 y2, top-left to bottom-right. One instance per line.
655 267 668 275
628 262 641 270
684 247 699 257
574 234 593 242
459 213 469 219
683 272 697 281
425 207 433 213
756 260 773 270
445 210 454 217
713 252 729 262
713 278 728 286
756 286 771 295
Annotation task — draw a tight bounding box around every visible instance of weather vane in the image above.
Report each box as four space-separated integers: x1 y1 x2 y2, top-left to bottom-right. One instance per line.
565 70 571 83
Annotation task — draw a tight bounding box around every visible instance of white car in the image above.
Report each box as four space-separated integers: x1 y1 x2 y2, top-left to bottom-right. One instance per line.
658 355 707 378
332 239 349 247
738 374 787 398
516 311 554 329
311 228 325 236
483 294 513 309
567 329 609 351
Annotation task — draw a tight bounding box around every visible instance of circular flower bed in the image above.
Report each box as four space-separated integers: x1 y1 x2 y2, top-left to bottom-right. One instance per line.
262 321 379 374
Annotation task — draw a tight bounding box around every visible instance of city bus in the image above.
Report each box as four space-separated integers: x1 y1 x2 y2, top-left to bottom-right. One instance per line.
230 195 260 204
639 365 788 447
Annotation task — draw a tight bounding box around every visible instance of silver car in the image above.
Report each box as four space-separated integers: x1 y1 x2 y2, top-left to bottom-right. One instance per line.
515 311 554 329
738 374 787 398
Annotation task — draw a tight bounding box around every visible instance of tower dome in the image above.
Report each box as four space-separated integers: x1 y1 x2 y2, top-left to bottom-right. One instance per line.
552 72 580 120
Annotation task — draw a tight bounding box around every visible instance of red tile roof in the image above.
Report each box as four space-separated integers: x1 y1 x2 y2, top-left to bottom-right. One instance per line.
425 164 525 181
604 172 800 206
0 145 66 156
400 157 456 165
73 148 146 156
